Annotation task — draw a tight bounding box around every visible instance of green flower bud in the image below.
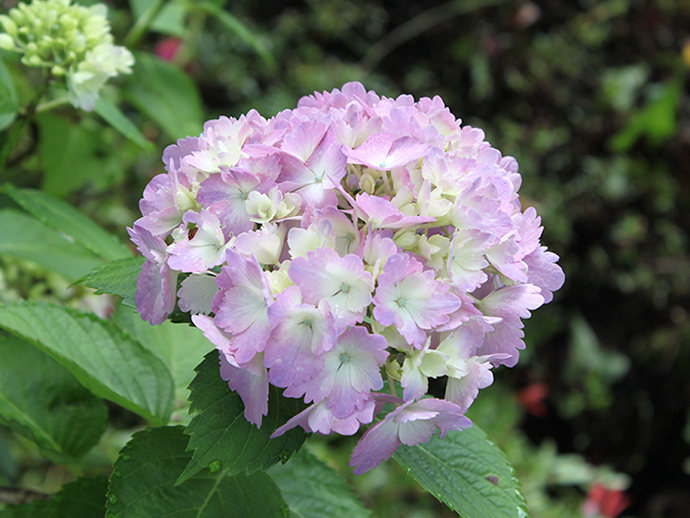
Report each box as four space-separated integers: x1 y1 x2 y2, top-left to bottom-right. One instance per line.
1 0 135 111
0 33 16 51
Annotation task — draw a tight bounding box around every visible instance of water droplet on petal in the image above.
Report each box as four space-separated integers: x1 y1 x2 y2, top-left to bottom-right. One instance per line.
208 460 222 473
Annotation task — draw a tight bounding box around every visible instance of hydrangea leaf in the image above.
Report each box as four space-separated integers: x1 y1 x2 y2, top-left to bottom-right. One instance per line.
0 57 18 131
177 352 307 485
393 424 530 518
269 448 372 518
0 476 107 518
129 0 188 37
93 97 154 152
36 113 115 197
0 302 174 426
78 257 144 308
107 426 288 518
0 334 107 460
112 306 212 420
2 184 132 261
0 209 102 282
124 52 203 140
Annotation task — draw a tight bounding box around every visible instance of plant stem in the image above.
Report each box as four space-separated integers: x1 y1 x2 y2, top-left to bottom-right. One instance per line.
124 0 167 49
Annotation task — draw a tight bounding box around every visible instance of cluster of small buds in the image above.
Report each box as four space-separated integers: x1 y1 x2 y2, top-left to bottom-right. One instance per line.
0 0 133 110
129 82 565 474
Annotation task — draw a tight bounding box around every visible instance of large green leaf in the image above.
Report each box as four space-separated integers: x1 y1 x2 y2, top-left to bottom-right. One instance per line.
37 113 115 197
269 448 372 518
93 97 154 151
2 184 132 261
0 333 107 459
393 425 530 518
0 57 18 131
78 257 144 308
0 477 107 518
113 306 213 417
129 0 188 37
0 302 174 426
124 52 202 140
106 426 288 518
0 209 102 281
177 352 308 484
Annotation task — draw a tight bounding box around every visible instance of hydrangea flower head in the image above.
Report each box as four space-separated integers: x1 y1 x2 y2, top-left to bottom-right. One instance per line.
129 82 565 474
0 0 133 111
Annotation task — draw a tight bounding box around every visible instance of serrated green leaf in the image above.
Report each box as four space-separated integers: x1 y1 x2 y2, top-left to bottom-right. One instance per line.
78 257 144 308
0 302 174 426
2 185 132 261
0 333 108 459
393 425 530 518
124 52 202 140
0 208 102 281
107 426 288 518
177 352 308 485
112 306 212 418
93 97 153 151
269 448 372 518
0 58 18 131
0 477 107 518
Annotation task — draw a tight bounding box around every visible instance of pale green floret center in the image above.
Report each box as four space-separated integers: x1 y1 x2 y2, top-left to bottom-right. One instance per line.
339 353 351 364
397 297 407 307
340 283 350 293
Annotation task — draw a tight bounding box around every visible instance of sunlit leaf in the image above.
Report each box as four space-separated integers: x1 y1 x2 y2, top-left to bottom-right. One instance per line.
0 209 102 281
78 257 144 308
2 184 132 261
393 424 530 518
0 302 174 426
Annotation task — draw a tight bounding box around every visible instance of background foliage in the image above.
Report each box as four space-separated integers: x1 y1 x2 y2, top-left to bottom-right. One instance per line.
1 0 689 516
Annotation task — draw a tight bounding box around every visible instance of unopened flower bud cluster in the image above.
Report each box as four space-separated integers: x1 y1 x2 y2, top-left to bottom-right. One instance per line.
129 82 565 474
0 0 133 110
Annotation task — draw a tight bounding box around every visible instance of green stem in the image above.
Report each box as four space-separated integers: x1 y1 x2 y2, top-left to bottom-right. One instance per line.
35 96 69 113
124 0 167 48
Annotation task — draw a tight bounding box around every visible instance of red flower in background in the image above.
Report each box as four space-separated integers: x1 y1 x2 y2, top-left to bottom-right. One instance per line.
155 37 183 62
582 484 630 518
517 381 549 417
